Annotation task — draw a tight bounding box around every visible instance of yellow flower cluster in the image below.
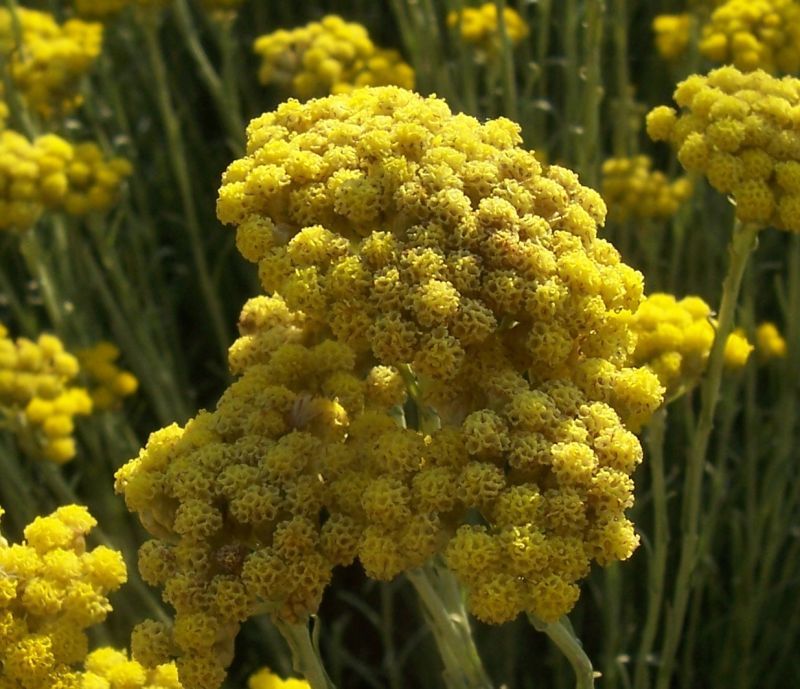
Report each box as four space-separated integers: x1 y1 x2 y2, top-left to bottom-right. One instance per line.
249 668 310 689
653 14 694 61
60 142 133 216
76 342 138 411
601 156 693 222
755 321 787 359
0 8 102 119
629 293 752 400
446 3 530 54
253 15 414 100
0 131 131 232
699 0 800 73
218 87 661 424
647 66 800 231
82 648 182 689
0 324 92 464
0 505 127 689
118 88 662 687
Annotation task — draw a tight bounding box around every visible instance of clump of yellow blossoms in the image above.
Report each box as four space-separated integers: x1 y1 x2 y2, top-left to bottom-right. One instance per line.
653 14 694 61
0 8 102 118
0 131 131 232
755 321 787 359
602 156 693 222
647 66 800 231
0 505 183 689
249 668 310 689
699 0 800 73
118 87 663 688
76 342 138 411
446 3 529 55
60 142 133 216
0 324 92 464
0 505 126 688
253 16 414 101
629 293 753 400
218 87 661 426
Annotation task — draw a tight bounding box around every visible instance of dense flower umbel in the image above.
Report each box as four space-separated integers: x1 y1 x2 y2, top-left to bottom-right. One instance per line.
0 8 102 118
0 324 92 464
0 505 127 689
0 130 131 232
218 87 662 428
249 668 310 689
629 293 752 400
647 66 800 231
76 342 138 411
602 156 693 222
699 0 800 73
118 89 662 686
253 16 414 100
446 3 529 55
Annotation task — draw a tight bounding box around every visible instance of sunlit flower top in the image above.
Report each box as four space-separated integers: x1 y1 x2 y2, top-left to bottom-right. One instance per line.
76 342 138 411
218 87 662 428
647 66 800 231
0 324 92 464
629 292 752 401
253 16 414 100
700 0 800 73
0 8 102 118
602 155 693 222
119 88 663 689
447 3 529 55
0 505 125 688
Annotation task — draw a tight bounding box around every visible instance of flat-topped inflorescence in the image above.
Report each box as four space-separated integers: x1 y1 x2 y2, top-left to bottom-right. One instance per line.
700 0 800 73
602 155 693 222
218 86 662 428
0 324 92 463
253 16 414 100
647 66 800 231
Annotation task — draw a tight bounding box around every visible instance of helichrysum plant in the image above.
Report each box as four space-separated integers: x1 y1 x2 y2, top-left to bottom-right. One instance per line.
699 0 800 73
76 342 139 411
117 85 664 689
0 504 183 689
0 324 93 464
0 7 102 119
648 66 800 231
253 16 414 101
601 156 693 222
629 292 752 401
446 3 529 56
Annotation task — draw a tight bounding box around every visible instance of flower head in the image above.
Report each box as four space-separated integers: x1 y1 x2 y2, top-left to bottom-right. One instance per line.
648 66 800 231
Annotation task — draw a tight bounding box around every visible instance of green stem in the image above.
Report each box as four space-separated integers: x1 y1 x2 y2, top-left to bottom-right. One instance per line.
529 614 596 689
494 0 519 123
140 19 231 366
273 618 337 689
406 563 494 689
655 219 760 689
172 0 244 153
633 407 669 689
578 0 605 186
